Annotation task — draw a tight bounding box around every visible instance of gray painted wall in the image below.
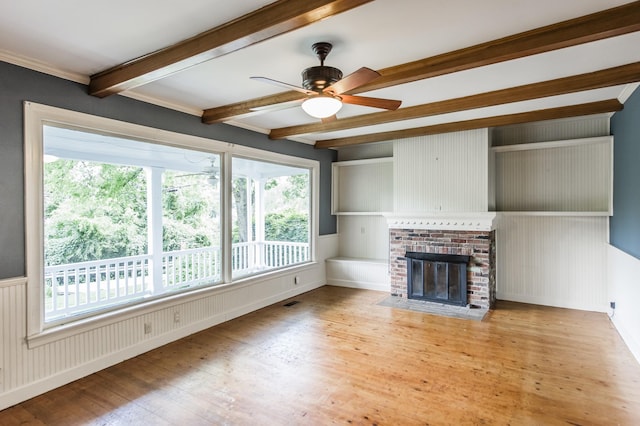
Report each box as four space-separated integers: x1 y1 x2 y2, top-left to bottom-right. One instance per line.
611 87 640 259
0 61 337 279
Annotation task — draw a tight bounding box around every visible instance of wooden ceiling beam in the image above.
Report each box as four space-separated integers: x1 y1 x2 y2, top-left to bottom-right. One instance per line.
89 0 374 98
202 92 305 123
270 62 640 139
314 99 623 149
202 1 640 123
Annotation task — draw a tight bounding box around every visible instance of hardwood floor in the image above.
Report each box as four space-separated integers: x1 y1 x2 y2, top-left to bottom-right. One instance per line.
2 286 639 425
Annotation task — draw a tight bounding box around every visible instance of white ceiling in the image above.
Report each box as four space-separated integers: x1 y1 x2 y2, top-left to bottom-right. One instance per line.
2 0 638 145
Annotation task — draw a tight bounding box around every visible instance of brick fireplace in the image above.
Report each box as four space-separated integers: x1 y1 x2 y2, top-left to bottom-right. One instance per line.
387 214 497 310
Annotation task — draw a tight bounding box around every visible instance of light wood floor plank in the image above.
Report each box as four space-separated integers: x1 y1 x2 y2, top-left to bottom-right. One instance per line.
1 286 639 425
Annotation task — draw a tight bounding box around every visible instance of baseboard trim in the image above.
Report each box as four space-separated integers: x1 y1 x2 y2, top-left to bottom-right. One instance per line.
611 315 640 364
326 278 389 292
496 292 606 313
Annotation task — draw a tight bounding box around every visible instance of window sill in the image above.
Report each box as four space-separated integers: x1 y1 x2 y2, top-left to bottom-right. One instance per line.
27 261 318 349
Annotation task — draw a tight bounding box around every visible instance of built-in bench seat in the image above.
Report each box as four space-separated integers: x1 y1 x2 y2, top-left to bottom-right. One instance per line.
325 257 390 292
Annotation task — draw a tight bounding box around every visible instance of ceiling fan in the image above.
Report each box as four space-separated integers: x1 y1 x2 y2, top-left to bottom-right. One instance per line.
251 42 401 121
172 158 219 187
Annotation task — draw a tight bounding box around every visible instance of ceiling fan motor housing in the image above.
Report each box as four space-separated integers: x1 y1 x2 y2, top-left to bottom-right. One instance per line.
302 66 343 92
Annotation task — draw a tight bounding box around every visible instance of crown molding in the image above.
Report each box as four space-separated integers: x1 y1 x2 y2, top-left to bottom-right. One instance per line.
118 91 203 117
0 49 89 84
619 82 640 104
0 49 207 118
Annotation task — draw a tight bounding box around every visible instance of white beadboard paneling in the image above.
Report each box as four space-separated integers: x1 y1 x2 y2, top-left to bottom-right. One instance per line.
608 245 640 363
488 141 496 211
1 281 25 393
336 142 393 161
394 129 489 212
0 260 328 410
495 138 612 212
316 234 339 264
333 159 393 213
326 258 389 292
497 215 608 312
492 114 610 146
338 215 389 260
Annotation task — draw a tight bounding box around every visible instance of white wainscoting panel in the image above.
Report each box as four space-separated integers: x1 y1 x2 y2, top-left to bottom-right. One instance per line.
337 215 389 261
316 234 339 266
497 215 609 312
394 129 489 213
492 114 610 146
325 258 389 292
0 247 331 410
0 288 2 395
607 245 640 363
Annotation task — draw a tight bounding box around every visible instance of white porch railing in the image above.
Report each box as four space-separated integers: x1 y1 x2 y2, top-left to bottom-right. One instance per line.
44 241 309 321
163 246 222 290
264 241 310 268
44 254 152 321
231 241 310 277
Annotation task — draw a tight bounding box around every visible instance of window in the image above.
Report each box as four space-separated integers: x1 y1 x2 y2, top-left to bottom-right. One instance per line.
25 102 317 337
42 125 222 323
231 157 310 279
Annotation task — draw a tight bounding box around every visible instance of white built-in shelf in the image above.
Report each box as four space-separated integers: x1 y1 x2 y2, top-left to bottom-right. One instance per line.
332 157 393 215
325 257 388 265
493 136 612 214
499 211 611 217
491 136 612 153
333 211 393 216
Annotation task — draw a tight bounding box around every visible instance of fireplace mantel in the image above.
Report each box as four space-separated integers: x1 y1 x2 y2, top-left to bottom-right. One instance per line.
384 212 498 231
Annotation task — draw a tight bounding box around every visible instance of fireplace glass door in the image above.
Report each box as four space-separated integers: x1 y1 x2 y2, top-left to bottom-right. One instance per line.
406 252 469 306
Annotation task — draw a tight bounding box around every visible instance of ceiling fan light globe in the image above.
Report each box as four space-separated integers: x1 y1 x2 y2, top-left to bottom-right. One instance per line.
301 96 342 118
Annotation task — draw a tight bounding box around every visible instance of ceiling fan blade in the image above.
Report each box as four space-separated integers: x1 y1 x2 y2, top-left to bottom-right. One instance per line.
174 172 207 178
340 94 401 110
250 76 315 95
323 67 380 95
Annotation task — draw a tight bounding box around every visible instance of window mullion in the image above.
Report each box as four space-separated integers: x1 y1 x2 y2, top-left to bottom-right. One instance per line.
147 167 164 295
255 178 265 269
246 176 254 270
221 154 233 283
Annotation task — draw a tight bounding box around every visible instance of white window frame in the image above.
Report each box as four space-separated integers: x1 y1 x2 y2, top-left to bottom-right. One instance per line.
24 102 319 343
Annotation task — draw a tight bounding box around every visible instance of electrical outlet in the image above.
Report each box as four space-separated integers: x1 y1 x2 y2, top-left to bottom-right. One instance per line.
294 276 300 285
610 301 616 310
174 311 180 323
144 322 152 334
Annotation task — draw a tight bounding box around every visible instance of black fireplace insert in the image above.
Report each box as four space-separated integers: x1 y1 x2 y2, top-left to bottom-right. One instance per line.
405 252 471 307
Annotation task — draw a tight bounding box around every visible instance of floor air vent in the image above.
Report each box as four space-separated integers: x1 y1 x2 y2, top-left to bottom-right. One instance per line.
283 301 300 307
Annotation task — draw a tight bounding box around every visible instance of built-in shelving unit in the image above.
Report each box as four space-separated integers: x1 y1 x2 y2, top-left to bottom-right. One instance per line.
492 136 613 215
330 157 392 291
331 157 393 215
